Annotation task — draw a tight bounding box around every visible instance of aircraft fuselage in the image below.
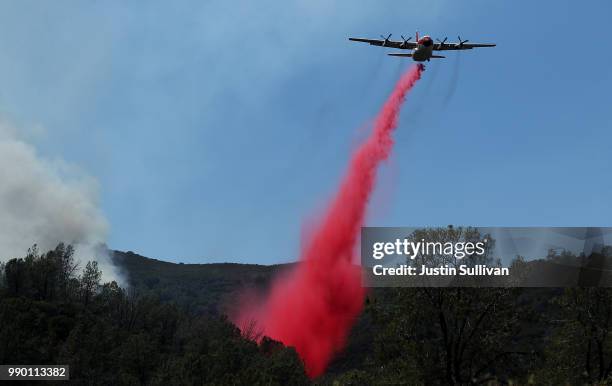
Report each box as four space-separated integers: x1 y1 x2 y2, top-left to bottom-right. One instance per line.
411 36 434 61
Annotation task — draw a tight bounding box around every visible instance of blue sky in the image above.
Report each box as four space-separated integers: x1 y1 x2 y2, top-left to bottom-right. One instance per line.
0 0 610 264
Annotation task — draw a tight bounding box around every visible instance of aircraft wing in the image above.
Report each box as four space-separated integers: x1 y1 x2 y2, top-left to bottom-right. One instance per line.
348 37 416 50
388 53 446 59
433 42 496 51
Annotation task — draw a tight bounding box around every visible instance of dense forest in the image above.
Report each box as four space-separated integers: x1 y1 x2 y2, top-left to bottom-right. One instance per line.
2 239 612 385
0 245 308 385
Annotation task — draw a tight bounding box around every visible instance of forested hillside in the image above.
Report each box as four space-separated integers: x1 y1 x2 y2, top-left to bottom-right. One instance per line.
3 245 612 384
112 250 291 316
0 245 308 385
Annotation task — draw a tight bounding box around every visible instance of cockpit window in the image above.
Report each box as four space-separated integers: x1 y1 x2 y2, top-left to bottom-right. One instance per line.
422 39 433 47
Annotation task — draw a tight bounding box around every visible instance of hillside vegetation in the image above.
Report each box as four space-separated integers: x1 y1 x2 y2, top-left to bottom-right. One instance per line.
2 240 612 384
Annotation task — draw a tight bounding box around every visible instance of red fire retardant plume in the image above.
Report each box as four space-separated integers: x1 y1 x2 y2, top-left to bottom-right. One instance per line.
236 64 424 377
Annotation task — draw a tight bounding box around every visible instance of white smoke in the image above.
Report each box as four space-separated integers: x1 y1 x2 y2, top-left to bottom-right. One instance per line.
0 122 123 284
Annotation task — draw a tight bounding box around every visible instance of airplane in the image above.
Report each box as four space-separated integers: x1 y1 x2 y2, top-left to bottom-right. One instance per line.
348 31 495 61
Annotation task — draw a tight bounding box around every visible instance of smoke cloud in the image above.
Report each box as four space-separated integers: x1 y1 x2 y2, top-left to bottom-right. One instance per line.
0 122 122 284
235 64 424 377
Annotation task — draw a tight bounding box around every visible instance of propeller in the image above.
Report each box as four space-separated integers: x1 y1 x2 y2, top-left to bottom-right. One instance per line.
436 37 448 49
380 33 392 46
400 35 412 48
457 36 469 47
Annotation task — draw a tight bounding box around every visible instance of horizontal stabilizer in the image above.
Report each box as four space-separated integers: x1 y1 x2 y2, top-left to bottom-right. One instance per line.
387 53 413 57
431 55 446 58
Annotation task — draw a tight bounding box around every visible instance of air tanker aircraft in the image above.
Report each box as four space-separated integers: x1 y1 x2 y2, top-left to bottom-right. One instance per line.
349 31 496 61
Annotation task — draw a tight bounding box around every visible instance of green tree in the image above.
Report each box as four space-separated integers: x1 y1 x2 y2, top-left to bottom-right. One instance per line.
370 227 534 384
81 261 102 306
4 257 28 297
0 261 6 291
539 288 612 384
